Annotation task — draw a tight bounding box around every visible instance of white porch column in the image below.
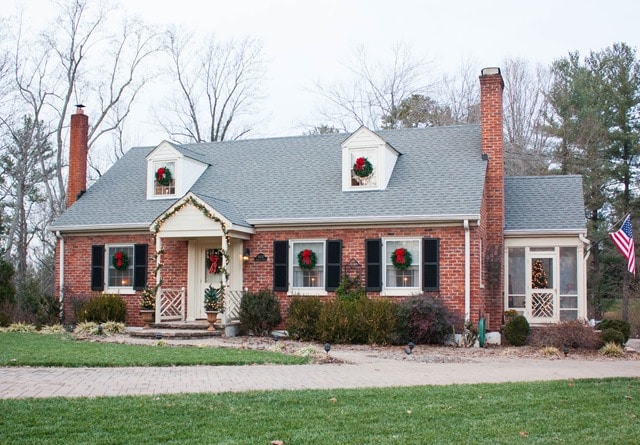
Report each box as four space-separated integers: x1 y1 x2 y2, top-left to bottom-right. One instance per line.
222 236 229 325
155 236 163 322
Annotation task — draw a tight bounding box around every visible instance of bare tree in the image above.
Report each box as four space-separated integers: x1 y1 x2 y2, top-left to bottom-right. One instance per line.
313 42 433 131
437 58 480 125
157 29 266 143
501 57 551 175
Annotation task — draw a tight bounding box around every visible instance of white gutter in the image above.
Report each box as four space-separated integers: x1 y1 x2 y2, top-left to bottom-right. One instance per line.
464 220 471 322
504 229 588 237
56 231 64 322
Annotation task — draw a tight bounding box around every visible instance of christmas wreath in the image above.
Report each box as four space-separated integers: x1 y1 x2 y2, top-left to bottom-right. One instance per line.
297 249 317 269
207 250 222 274
353 157 373 178
112 251 129 271
391 247 412 270
155 166 173 186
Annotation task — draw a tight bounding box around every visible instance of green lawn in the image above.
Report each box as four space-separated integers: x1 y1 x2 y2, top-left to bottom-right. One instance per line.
0 378 638 444
0 333 307 367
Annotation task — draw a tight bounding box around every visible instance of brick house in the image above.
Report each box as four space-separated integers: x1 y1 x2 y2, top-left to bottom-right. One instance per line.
50 68 589 337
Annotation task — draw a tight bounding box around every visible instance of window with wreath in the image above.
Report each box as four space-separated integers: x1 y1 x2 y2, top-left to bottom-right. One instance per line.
292 241 325 289
385 240 420 288
154 161 176 196
107 245 134 288
91 244 148 292
350 150 377 188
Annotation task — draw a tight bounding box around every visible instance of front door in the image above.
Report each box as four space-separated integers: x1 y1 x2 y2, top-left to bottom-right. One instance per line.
195 245 224 320
528 254 557 323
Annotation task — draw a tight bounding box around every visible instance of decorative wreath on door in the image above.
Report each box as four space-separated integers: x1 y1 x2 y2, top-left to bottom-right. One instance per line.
207 249 222 274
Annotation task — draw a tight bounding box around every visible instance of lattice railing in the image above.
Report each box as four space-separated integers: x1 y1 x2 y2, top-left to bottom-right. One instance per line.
159 287 185 321
225 290 244 321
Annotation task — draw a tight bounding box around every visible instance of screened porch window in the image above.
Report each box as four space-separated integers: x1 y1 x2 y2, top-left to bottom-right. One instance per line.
560 247 578 321
507 248 525 311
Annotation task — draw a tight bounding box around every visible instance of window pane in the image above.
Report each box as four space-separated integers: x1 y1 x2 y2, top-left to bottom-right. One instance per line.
386 240 419 288
154 161 176 195
107 246 134 287
508 248 525 294
531 257 553 289
292 242 324 288
509 295 526 308
560 296 578 309
560 247 578 295
560 310 578 321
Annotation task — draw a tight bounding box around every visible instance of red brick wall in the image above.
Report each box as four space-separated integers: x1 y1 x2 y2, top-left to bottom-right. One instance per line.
55 233 188 327
480 68 505 331
242 225 485 327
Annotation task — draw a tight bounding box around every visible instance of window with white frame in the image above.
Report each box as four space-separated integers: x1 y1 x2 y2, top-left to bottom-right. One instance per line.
385 239 420 289
107 245 134 289
153 161 176 196
350 150 377 188
559 247 578 321
291 241 325 290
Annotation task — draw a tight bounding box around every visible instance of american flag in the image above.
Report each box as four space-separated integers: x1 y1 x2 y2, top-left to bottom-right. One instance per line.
610 215 636 275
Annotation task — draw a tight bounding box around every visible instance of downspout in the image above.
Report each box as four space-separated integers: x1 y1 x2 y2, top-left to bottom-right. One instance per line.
56 231 64 323
464 220 471 322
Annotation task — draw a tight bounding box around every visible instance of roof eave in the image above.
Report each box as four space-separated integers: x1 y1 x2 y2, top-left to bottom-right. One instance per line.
247 214 481 228
505 228 588 237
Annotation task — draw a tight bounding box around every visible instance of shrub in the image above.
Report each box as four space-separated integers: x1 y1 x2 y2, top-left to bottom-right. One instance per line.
600 327 625 346
353 297 398 345
503 315 530 346
396 295 462 345
529 320 601 350
335 275 365 302
40 324 67 334
76 294 127 323
6 322 37 333
316 298 354 343
74 321 100 335
600 342 625 357
596 319 631 344
239 290 282 336
0 311 11 327
286 296 323 341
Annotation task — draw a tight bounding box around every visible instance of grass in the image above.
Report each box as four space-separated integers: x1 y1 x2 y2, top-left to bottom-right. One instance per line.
0 378 638 444
0 333 308 367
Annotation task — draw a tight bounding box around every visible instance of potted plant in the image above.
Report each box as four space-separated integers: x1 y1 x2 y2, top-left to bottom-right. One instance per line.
139 287 155 329
204 285 224 331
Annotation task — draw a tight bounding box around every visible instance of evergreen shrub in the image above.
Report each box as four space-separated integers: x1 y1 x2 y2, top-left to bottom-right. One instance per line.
76 294 126 323
286 296 323 341
596 319 631 344
503 314 530 346
600 327 625 346
239 290 282 336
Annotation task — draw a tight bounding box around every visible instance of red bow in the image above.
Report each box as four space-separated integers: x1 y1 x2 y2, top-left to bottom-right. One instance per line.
115 251 124 268
208 254 219 274
355 157 366 171
301 249 312 266
157 167 165 180
395 248 406 265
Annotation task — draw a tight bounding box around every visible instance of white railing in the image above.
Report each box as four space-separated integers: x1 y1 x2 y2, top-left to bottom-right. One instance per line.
159 287 185 321
225 290 244 321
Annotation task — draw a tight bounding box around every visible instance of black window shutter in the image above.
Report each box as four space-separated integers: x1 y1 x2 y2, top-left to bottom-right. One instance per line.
91 245 105 291
133 244 148 290
365 238 382 291
325 240 342 291
273 240 289 292
422 238 440 291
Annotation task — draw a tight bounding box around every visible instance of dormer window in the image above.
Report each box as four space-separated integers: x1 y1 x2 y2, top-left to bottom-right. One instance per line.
351 152 377 187
341 126 400 192
154 161 176 196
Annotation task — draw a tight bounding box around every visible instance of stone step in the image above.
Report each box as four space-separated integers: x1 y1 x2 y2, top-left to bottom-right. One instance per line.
129 328 223 340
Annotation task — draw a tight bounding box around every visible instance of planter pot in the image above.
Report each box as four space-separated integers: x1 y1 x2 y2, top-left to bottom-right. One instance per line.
206 311 218 331
140 310 155 329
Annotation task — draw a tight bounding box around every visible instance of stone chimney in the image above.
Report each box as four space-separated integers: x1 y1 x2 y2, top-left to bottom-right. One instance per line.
479 67 504 331
67 105 89 207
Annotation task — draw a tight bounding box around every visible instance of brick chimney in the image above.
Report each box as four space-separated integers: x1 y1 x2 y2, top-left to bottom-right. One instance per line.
67 105 89 207
479 67 504 331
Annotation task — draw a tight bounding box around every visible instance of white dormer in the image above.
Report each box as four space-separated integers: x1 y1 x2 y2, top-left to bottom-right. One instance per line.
341 126 400 191
146 141 208 200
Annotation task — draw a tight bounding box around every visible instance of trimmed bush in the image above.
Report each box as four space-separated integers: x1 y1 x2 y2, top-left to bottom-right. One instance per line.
354 297 397 345
335 275 365 302
503 315 530 346
239 290 282 336
286 297 323 341
600 328 625 346
396 295 461 345
596 319 631 344
76 294 126 323
316 298 354 343
529 320 601 350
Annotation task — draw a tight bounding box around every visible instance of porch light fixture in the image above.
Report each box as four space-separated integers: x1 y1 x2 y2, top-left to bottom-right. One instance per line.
243 248 251 263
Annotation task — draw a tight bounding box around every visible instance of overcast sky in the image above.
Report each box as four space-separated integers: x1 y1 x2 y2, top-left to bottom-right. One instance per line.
7 0 640 143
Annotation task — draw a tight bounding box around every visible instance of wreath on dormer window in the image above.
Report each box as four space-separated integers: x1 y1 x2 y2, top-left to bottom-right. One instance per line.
391 247 412 270
297 249 317 270
112 251 129 271
353 157 373 178
155 166 173 186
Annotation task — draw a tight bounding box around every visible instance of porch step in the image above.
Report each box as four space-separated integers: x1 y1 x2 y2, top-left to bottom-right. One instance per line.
129 328 223 340
151 321 212 330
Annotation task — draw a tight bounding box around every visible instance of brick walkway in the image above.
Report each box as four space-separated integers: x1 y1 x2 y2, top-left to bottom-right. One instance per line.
2 349 639 399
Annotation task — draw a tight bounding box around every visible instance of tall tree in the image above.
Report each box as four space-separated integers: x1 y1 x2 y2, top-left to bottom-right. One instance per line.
157 29 266 143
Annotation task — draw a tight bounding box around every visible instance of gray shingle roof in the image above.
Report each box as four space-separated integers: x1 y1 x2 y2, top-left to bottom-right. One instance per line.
50 125 488 230
505 175 586 232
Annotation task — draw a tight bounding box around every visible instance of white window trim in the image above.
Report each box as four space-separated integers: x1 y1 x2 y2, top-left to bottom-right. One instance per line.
380 238 421 297
104 244 136 294
149 159 179 200
288 239 328 296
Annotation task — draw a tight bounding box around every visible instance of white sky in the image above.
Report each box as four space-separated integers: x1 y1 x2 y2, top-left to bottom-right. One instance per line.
7 0 640 143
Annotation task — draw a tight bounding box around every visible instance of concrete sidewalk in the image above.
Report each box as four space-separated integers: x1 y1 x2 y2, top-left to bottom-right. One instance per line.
1 347 639 399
